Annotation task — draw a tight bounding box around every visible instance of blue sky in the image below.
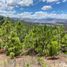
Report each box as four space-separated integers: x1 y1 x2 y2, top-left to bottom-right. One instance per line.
0 0 67 19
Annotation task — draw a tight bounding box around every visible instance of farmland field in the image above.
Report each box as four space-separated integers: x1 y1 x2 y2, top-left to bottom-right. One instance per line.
0 17 67 67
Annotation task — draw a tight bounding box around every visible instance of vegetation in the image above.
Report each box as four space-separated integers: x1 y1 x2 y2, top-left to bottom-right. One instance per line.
0 16 67 58
37 57 47 67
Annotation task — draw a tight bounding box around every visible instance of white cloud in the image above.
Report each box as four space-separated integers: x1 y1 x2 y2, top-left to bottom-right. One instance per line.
56 2 61 4
41 6 52 10
0 10 67 19
18 0 33 6
10 11 67 19
32 11 67 19
17 12 33 18
33 11 48 19
0 1 6 10
6 0 33 7
42 0 67 3
6 0 16 6
47 0 58 2
42 0 46 2
34 12 67 19
0 2 3 7
0 0 34 17
0 8 16 17
42 0 59 2
0 0 33 11
63 0 67 2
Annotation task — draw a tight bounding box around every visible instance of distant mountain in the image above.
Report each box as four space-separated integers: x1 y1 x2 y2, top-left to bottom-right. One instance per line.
21 18 67 24
0 15 67 24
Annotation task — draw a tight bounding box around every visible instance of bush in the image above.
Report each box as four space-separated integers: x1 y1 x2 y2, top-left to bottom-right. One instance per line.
47 41 60 57
61 33 67 52
6 31 22 57
23 25 63 56
9 52 15 59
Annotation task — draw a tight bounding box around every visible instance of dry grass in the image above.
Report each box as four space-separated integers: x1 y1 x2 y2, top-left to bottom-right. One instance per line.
0 54 67 67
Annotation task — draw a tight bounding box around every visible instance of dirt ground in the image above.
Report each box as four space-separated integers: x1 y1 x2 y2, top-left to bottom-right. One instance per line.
45 54 67 67
0 54 67 67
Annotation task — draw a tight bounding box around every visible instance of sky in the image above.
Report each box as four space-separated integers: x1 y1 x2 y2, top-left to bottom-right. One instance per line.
0 0 67 19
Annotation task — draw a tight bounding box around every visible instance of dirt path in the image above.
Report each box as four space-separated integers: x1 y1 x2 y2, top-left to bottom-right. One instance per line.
0 54 67 67
45 54 67 67
0 54 40 67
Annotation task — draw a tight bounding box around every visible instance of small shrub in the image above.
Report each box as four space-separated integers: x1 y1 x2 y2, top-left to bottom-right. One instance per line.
61 33 67 52
47 41 60 57
37 57 47 67
9 52 15 59
6 31 22 57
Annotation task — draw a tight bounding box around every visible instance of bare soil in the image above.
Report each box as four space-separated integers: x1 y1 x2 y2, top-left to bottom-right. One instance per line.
0 54 67 67
45 54 67 67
